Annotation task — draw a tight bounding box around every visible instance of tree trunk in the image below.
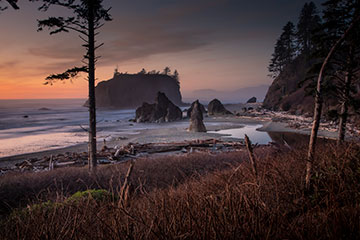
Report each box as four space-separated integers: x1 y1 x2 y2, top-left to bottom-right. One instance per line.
338 47 354 144
306 17 360 190
88 0 97 172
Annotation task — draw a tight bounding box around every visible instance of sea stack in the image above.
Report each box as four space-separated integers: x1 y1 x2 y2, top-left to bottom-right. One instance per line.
187 99 206 118
135 92 182 123
188 100 207 132
246 97 257 103
207 99 232 116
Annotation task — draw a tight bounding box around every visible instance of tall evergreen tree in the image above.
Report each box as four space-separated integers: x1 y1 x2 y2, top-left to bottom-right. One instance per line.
296 2 321 54
321 0 360 143
173 69 180 87
35 0 112 172
163 66 171 75
306 0 360 188
268 21 296 78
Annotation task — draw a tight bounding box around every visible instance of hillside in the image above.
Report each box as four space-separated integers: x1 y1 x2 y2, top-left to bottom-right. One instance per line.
92 73 183 109
263 54 360 120
263 55 315 114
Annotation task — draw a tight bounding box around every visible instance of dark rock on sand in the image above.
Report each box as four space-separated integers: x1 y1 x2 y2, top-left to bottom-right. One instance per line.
207 99 232 116
246 97 257 103
188 100 206 132
135 92 182 123
187 100 206 118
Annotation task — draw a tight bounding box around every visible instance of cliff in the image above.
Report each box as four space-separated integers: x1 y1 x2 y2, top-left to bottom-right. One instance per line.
263 55 360 120
92 73 183 109
263 55 315 115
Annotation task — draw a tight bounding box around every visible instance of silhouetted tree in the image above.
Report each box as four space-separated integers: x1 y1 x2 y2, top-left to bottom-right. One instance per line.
138 68 146 74
113 66 121 77
268 22 297 78
162 66 171 75
173 69 180 86
321 0 360 143
0 0 19 11
306 5 360 189
296 2 321 54
36 0 111 172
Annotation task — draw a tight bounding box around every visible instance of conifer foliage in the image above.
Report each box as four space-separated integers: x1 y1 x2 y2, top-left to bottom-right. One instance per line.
0 0 19 11
268 2 321 78
268 22 297 78
35 0 112 172
321 0 360 142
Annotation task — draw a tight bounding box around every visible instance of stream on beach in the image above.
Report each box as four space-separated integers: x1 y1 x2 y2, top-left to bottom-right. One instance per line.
0 99 303 159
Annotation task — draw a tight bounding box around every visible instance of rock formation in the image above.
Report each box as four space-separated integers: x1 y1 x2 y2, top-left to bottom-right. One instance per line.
89 73 183 109
263 55 314 114
135 92 182 123
246 97 257 103
262 54 354 116
207 99 232 115
188 100 207 132
187 100 206 118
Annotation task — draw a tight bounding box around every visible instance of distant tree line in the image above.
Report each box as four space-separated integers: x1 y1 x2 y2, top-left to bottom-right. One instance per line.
114 66 180 86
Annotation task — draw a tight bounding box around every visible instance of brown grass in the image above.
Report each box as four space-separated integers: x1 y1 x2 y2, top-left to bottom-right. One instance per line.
1 143 359 239
0 148 267 215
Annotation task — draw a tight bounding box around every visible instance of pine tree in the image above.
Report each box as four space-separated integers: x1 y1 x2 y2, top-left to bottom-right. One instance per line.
163 66 171 75
321 0 360 143
296 2 321 54
0 0 19 11
173 69 180 87
268 21 296 78
36 0 112 172
138 68 146 74
306 0 360 188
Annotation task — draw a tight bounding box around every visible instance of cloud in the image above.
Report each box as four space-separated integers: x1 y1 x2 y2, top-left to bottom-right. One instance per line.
28 45 82 60
97 27 209 66
0 60 19 70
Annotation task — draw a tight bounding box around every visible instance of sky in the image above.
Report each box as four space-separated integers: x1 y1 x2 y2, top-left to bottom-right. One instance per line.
0 0 324 100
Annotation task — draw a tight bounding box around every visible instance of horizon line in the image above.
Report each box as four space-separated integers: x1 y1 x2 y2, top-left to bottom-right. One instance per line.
0 98 87 100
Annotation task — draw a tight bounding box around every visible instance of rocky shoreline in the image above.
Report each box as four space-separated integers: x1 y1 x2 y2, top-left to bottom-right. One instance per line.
1 104 359 176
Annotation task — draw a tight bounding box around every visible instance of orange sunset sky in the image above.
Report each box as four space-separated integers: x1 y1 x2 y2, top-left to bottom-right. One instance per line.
0 0 323 100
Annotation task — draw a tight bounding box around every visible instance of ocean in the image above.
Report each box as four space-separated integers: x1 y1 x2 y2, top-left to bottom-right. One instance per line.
0 99 275 159
0 99 137 158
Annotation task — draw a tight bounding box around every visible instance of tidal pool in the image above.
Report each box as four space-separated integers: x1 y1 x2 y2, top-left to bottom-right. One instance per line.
209 124 272 144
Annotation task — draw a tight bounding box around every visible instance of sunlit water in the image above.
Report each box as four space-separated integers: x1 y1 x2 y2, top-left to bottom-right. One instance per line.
0 99 273 158
0 99 137 158
208 124 272 144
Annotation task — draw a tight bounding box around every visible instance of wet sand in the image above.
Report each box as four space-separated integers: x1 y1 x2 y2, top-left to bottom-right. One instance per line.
0 117 261 168
0 114 342 169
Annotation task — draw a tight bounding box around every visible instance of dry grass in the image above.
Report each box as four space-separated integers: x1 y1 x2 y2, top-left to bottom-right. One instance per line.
1 143 359 239
0 149 266 215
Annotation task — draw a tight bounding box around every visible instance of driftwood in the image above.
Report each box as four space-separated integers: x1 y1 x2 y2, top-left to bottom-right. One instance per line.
120 161 135 206
244 134 258 181
5 139 249 175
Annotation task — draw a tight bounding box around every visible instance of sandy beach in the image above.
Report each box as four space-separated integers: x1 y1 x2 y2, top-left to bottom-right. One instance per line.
0 110 347 170
0 117 260 167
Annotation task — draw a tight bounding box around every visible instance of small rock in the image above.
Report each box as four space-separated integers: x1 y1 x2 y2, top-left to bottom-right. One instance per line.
246 97 257 103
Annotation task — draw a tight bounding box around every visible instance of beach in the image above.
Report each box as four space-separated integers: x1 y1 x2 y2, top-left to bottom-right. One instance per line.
1 100 356 170
0 114 345 170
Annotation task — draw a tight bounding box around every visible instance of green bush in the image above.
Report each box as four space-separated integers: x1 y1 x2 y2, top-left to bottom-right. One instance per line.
66 189 112 203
